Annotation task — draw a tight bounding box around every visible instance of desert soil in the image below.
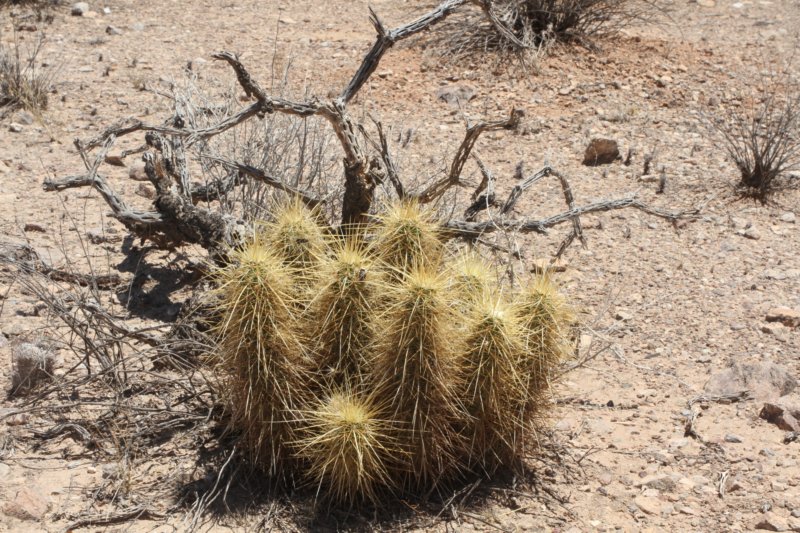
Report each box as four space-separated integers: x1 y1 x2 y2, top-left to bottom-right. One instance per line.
1 0 800 531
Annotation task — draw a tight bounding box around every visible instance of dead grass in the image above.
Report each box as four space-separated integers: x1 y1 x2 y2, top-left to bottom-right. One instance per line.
709 68 800 202
431 0 670 63
0 32 54 114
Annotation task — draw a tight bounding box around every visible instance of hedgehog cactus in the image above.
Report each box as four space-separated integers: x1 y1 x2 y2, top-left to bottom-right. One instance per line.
210 200 573 502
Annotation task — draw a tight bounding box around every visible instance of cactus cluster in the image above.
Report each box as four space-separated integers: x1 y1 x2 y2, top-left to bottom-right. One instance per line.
210 199 573 504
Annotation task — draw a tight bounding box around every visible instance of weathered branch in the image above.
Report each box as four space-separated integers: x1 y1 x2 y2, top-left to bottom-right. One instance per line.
445 197 699 238
552 168 587 248
374 119 405 199
340 0 468 104
472 0 529 50
202 155 322 208
464 155 497 221
417 108 523 203
500 165 552 214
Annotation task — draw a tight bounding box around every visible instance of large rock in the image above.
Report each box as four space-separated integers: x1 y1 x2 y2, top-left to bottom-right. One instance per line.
766 307 800 328
10 342 55 396
755 512 790 531
2 487 49 521
704 362 796 401
436 85 476 107
582 138 620 166
761 394 800 432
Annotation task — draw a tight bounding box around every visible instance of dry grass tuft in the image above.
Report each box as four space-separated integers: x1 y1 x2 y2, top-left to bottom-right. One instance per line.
0 33 54 114
709 70 800 202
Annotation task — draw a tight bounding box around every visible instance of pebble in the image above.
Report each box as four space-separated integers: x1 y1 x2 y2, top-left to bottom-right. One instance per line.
779 212 796 223
105 25 122 35
129 161 149 181
8 123 24 133
615 310 634 321
15 111 34 125
725 434 744 443
71 2 90 16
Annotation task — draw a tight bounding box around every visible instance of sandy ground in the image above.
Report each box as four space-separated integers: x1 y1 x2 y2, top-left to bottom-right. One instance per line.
1 0 800 531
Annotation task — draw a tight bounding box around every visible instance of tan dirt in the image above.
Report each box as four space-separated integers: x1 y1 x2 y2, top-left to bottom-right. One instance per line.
1 0 799 531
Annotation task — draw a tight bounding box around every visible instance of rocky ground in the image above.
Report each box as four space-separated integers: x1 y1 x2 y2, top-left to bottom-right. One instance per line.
1 0 800 531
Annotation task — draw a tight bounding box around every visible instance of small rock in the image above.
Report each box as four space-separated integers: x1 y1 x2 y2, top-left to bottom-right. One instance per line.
755 513 790 531
704 362 796 401
10 343 55 396
766 307 800 328
696 0 716 6
105 25 122 35
615 310 634 321
23 223 46 233
2 487 49 521
634 495 663 515
724 434 743 443
104 153 125 167
86 228 119 244
9 123 24 133
637 474 676 492
741 227 761 240
102 6 111 14
583 138 621 166
436 85 476 107
763 323 789 337
670 438 689 449
129 161 149 181
726 477 745 492
761 398 800 432
377 69 393 78
792 509 800 518
14 111 34 125
71 2 90 16
779 212 796 223
135 182 156 200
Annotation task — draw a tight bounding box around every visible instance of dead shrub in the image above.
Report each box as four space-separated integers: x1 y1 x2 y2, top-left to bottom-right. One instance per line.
709 70 800 202
432 0 668 62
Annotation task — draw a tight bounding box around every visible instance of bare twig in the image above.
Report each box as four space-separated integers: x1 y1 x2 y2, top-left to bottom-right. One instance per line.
417 108 523 203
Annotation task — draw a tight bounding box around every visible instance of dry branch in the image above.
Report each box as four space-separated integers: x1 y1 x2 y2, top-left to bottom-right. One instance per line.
42 0 697 261
445 195 698 237
340 0 468 104
417 108 523 203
